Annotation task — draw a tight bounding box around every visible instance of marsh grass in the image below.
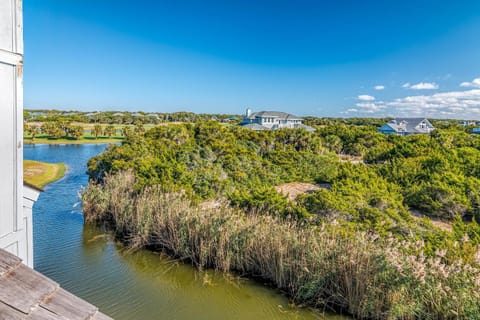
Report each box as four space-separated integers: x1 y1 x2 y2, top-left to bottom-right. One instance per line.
83 171 480 319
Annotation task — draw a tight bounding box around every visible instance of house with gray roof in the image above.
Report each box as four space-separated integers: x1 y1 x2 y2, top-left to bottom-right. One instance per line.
240 108 315 132
378 118 435 136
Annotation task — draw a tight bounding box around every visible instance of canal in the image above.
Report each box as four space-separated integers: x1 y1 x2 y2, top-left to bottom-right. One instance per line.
25 143 345 320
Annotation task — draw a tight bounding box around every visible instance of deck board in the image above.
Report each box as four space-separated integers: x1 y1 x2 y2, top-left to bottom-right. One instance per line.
0 300 26 319
0 250 111 319
41 288 97 320
27 306 65 320
0 249 22 277
0 264 58 314
92 311 114 320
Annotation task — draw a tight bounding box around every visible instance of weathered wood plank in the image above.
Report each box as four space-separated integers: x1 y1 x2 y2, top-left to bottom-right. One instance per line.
0 248 22 276
0 300 25 319
0 264 57 314
92 311 114 320
41 288 97 320
27 306 64 320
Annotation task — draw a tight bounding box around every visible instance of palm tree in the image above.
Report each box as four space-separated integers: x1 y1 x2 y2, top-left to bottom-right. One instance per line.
103 125 115 138
134 124 145 134
25 124 40 141
92 124 103 139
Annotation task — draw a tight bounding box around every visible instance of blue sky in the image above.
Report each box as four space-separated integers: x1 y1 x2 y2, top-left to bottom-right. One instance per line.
24 0 480 118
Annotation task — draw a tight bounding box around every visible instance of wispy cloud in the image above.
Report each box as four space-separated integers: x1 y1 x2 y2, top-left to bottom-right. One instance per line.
386 89 480 115
351 95 386 113
437 73 452 81
407 82 439 90
357 94 375 101
374 85 385 90
460 77 480 88
354 102 386 113
344 77 480 118
345 89 480 118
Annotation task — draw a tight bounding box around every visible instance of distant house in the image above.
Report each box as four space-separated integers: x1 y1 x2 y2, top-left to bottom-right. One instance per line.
462 120 477 127
240 108 315 132
378 118 435 136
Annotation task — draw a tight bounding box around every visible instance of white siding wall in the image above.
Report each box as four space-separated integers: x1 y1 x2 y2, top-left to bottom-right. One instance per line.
0 0 30 267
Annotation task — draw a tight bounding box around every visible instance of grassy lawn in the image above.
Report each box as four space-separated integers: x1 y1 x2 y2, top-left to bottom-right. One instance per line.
23 121 191 145
23 122 179 144
24 160 66 189
24 135 124 145
70 123 159 131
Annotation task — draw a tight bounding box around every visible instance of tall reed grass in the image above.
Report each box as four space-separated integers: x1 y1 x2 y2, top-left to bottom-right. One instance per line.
82 171 480 319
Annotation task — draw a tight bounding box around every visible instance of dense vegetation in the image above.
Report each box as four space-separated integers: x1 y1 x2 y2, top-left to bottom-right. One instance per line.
25 109 239 125
87 121 480 223
83 120 480 318
23 120 148 142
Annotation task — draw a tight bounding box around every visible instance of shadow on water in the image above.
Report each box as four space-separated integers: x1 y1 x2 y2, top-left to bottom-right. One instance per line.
25 144 347 320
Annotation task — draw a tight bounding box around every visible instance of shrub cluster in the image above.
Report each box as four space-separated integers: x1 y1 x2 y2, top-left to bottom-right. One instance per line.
83 171 480 319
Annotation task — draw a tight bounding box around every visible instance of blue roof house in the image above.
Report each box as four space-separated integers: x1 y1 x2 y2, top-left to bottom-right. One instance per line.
378 118 435 136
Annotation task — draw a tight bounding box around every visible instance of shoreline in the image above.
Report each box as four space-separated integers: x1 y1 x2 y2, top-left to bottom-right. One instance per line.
24 138 124 145
23 160 67 188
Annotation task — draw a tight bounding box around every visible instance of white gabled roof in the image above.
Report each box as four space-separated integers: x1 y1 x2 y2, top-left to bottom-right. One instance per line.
246 111 302 120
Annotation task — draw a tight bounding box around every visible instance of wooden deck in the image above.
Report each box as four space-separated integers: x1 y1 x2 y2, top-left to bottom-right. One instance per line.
0 249 112 319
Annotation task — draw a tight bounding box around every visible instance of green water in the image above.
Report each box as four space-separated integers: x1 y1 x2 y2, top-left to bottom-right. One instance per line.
82 226 345 320
27 144 347 320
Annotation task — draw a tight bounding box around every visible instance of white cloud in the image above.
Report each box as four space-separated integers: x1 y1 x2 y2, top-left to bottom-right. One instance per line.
374 85 385 90
385 89 480 118
342 77 480 118
437 73 452 81
354 102 386 113
344 88 480 118
357 94 375 101
409 82 439 90
460 77 480 88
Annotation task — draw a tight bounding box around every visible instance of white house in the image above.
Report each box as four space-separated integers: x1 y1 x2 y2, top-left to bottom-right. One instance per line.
0 2 113 318
0 0 41 267
240 108 315 131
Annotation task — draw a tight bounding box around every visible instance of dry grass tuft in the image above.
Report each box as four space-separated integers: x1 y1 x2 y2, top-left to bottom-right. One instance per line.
82 171 480 319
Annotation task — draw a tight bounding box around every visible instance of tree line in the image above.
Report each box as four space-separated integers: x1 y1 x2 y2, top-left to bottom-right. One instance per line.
24 109 240 125
24 121 147 140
